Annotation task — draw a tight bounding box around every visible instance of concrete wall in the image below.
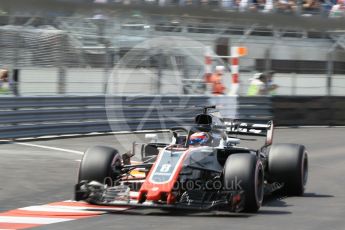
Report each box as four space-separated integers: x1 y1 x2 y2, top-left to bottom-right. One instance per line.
237 73 345 96
17 68 345 96
18 68 184 96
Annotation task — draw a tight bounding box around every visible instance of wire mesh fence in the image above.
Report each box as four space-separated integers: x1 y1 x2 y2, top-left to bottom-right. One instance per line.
1 16 345 96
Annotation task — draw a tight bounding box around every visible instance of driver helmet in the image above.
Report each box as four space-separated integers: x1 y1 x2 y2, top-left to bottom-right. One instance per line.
189 132 210 146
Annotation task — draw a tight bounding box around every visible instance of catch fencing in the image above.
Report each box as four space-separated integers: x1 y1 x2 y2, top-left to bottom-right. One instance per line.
2 16 345 97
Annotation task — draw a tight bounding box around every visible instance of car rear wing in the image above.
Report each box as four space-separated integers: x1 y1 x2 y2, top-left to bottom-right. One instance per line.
223 119 274 146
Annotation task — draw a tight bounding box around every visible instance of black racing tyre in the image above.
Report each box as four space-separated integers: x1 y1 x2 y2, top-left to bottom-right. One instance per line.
223 154 264 213
268 144 308 196
78 145 121 185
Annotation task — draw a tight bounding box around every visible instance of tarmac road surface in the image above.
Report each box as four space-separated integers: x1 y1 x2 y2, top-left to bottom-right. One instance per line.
0 127 344 230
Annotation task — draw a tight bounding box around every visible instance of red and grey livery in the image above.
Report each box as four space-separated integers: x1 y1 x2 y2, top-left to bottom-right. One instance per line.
75 106 308 213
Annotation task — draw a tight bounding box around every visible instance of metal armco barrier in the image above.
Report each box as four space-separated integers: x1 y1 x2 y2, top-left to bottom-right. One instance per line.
0 95 273 139
1 95 343 140
272 96 345 126
209 96 272 121
237 97 272 120
209 96 237 118
0 96 208 139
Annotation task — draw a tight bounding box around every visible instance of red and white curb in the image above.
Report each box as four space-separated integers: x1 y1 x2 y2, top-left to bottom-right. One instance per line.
0 200 130 229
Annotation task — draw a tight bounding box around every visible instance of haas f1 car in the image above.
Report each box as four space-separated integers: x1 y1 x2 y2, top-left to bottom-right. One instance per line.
75 106 308 213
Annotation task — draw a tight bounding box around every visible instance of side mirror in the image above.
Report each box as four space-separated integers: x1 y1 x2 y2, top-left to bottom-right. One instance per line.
226 137 240 146
265 121 274 146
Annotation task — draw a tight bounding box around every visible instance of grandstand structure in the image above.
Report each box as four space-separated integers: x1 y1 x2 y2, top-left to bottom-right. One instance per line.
0 0 342 18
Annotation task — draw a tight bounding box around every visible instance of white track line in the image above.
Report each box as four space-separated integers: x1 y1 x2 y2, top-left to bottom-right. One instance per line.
13 142 84 155
12 142 143 163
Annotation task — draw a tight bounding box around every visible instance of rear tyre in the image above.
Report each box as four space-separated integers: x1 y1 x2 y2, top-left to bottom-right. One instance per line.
268 144 308 196
78 145 121 185
223 154 264 213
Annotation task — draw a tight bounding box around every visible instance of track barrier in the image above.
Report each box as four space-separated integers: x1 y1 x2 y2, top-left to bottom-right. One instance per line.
2 95 343 139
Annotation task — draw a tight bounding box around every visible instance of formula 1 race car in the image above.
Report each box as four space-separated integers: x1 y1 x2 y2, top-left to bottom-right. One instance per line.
75 106 308 213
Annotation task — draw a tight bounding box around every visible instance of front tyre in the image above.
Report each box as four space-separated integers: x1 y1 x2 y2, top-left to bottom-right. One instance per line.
223 154 264 213
268 144 308 196
78 145 121 185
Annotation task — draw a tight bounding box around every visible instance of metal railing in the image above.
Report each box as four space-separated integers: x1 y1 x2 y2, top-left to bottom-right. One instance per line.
0 96 207 139
3 94 345 140
6 95 344 137
272 96 345 126
237 97 272 120
0 95 273 139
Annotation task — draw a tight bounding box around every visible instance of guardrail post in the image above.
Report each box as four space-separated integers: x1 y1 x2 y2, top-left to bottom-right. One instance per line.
264 48 271 72
292 72 297 95
327 51 333 96
157 52 163 95
57 33 67 95
9 30 19 96
58 68 66 95
94 18 111 94
103 42 111 94
12 69 19 96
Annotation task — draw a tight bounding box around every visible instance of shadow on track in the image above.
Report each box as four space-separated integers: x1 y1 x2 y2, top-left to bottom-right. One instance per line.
105 192 331 217
262 192 334 209
302 192 334 198
263 194 291 208
108 209 251 218
108 206 292 217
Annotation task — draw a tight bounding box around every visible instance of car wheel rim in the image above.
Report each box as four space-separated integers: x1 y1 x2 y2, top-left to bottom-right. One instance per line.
255 162 264 205
302 152 308 188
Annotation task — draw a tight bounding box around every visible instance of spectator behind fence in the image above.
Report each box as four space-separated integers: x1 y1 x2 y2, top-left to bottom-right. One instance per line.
207 66 226 95
251 0 274 12
0 69 10 95
247 72 278 96
239 0 251 11
265 70 279 95
74 0 340 16
221 0 234 8
302 0 321 15
263 0 275 12
56 0 342 17
247 73 266 96
275 0 297 13
329 0 345 17
232 0 251 11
